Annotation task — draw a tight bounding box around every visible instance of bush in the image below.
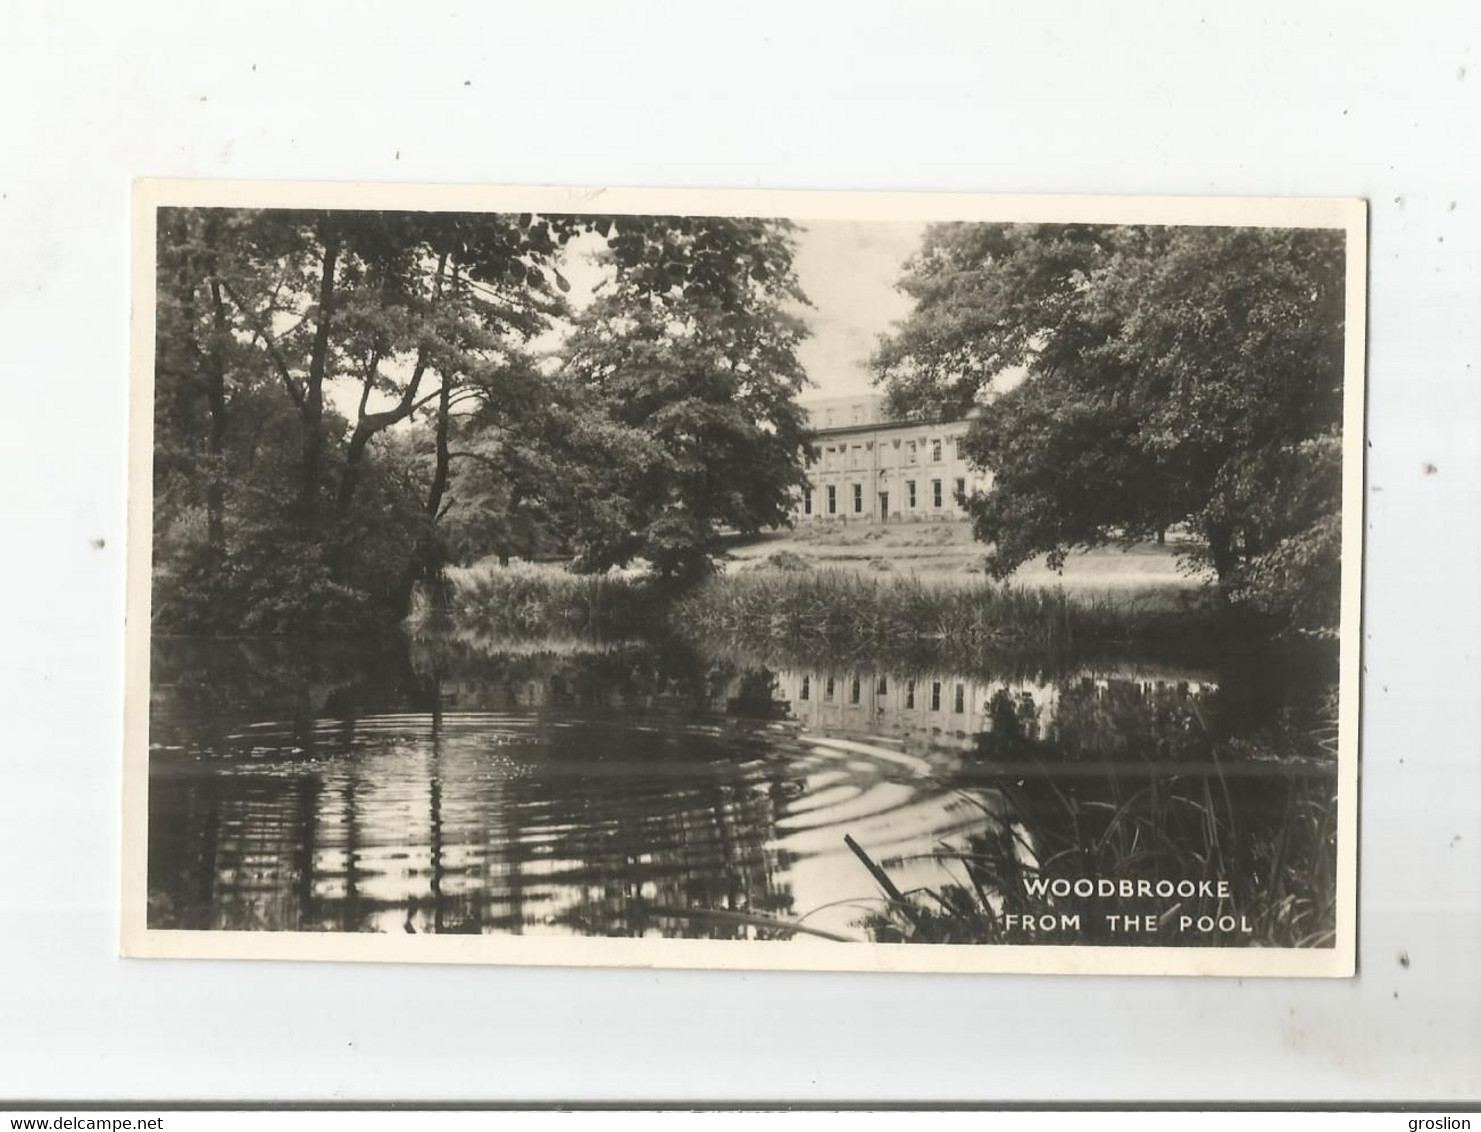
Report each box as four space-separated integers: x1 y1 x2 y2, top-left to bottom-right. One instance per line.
152 524 390 637
1231 513 1342 634
762 550 811 572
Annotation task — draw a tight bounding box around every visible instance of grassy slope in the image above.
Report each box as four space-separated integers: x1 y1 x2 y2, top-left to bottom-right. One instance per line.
725 519 1207 593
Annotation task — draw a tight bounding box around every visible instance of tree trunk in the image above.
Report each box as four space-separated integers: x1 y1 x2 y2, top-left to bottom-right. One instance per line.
1205 524 1240 594
336 427 373 514
392 375 454 619
180 215 229 557
298 220 342 526
425 377 454 522
204 276 230 553
500 484 525 565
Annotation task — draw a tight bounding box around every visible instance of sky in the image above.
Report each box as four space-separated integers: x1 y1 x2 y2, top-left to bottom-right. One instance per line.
788 220 925 400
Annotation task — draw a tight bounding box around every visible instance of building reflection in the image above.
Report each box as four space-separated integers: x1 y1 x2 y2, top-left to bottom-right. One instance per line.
769 666 1216 754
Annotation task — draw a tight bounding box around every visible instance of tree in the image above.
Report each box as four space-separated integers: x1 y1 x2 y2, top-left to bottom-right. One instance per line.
874 223 1347 629
153 208 581 631
437 369 573 567
558 216 813 583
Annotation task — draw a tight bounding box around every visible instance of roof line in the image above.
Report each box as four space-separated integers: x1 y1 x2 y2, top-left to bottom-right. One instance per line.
806 416 975 439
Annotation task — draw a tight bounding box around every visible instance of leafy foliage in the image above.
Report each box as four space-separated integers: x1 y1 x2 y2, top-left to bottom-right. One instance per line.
560 217 813 583
873 223 1348 630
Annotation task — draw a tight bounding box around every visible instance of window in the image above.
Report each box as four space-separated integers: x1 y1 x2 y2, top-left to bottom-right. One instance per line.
852 483 863 513
827 485 837 515
803 488 812 515
800 675 810 701
851 445 862 469
932 479 943 508
954 477 965 503
850 678 861 705
877 676 888 695
931 681 942 711
953 436 964 459
954 683 965 713
932 439 943 462
907 440 917 463
905 680 915 709
907 480 917 509
824 676 835 702
852 406 863 424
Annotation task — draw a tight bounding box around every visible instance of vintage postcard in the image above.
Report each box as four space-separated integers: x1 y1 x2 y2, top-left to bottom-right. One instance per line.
122 181 1365 976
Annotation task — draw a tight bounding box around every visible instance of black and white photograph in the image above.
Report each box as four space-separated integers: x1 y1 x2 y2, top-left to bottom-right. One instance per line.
121 183 1364 976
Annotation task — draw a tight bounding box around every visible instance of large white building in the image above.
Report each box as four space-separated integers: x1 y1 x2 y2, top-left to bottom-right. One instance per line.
795 393 990 523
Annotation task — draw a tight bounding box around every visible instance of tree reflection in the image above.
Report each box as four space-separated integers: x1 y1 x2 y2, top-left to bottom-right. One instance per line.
148 635 808 936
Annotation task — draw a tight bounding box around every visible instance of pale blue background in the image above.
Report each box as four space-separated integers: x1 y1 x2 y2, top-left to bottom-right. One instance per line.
1 0 1477 1103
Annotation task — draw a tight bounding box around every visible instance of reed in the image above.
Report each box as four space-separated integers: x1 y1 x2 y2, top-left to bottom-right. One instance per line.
431 562 663 641
433 563 1225 681
847 760 1339 949
675 569 1213 665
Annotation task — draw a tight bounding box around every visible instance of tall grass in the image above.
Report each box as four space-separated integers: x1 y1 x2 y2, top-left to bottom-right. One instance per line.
429 563 1224 676
848 760 1339 949
427 562 663 642
675 568 1216 673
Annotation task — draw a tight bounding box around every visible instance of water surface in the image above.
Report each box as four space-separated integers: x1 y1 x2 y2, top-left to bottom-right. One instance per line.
147 634 1337 945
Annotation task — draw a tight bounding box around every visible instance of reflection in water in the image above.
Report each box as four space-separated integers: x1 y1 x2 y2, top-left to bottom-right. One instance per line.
775 665 1223 752
147 633 1337 946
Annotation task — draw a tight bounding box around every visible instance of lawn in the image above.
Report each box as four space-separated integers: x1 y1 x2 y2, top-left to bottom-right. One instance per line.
724 519 1207 593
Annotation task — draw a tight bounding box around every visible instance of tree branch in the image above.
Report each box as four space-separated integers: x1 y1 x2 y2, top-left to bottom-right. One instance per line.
356 344 383 421
304 219 343 419
218 278 305 411
446 389 485 410
409 383 449 416
353 252 450 431
448 449 505 471
334 253 451 517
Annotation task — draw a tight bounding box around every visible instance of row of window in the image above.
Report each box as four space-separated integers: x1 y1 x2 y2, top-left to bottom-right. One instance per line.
818 436 964 470
802 478 967 515
798 675 968 713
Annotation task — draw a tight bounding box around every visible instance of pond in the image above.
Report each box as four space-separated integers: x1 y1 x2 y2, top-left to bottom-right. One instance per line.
146 632 1339 947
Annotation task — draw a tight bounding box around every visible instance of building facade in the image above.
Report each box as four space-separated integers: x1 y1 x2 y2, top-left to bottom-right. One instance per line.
795 393 990 523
